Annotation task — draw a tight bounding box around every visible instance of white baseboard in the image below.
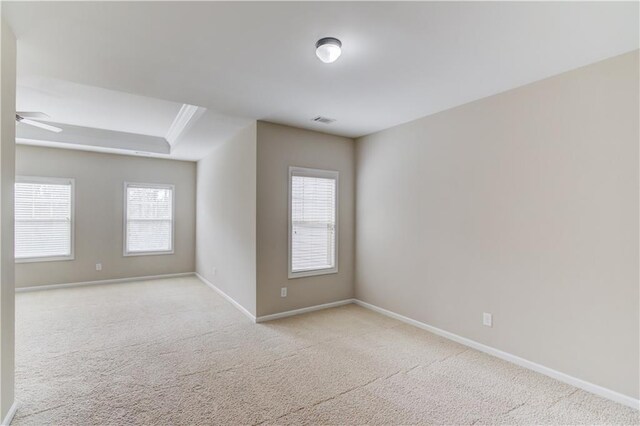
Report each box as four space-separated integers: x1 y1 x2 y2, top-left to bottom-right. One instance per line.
1 401 17 426
194 273 256 322
353 299 639 410
256 299 355 323
16 272 195 293
194 272 353 323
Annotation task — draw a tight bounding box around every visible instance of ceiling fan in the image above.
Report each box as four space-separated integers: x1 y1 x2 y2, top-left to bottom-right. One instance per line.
15 112 62 133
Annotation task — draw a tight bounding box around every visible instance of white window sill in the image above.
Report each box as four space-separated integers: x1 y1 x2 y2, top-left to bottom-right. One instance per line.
16 255 74 264
288 268 338 279
123 250 174 257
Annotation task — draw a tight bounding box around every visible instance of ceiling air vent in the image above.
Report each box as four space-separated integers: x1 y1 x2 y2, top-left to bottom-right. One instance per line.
311 116 336 124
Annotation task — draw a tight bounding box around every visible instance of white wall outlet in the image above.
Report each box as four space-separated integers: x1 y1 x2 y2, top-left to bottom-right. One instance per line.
281 287 287 298
483 312 493 327
96 263 102 271
212 267 217 276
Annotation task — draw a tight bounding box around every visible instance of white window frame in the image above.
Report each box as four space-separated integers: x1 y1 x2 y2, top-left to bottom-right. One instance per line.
288 166 339 279
15 176 75 263
123 182 175 257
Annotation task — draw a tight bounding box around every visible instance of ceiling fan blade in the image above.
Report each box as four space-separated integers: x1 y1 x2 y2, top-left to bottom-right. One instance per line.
16 111 50 119
19 119 62 133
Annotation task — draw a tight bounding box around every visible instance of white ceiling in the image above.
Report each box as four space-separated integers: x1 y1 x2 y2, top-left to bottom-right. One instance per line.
18 76 181 137
5 1 639 159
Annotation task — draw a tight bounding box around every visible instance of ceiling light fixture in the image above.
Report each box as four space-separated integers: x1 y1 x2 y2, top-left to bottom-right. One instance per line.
315 37 342 64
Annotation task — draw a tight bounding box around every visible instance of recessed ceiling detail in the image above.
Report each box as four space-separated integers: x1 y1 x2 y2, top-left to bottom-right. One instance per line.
17 122 171 155
14 76 252 160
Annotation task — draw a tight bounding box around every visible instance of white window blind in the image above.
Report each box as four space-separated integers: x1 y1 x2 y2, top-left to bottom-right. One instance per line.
15 177 74 262
125 183 174 255
289 167 338 278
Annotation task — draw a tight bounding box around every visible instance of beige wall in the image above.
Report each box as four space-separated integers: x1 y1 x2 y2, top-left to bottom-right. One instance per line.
0 14 16 420
355 51 639 398
15 146 196 288
196 123 257 316
256 122 355 317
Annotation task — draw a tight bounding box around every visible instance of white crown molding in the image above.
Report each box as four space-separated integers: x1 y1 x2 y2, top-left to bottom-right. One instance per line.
166 104 206 146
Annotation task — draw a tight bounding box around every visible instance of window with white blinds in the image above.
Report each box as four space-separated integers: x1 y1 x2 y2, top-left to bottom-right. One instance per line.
124 183 174 255
15 177 74 262
289 167 338 278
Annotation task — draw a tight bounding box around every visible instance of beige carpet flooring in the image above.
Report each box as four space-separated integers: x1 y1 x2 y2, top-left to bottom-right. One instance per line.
14 276 639 425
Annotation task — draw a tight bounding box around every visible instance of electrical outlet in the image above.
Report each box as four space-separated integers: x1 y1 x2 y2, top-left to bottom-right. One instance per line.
483 312 492 327
212 267 217 276
96 263 102 271
281 287 287 298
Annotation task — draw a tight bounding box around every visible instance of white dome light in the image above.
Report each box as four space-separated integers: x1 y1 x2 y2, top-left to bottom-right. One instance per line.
315 37 342 64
